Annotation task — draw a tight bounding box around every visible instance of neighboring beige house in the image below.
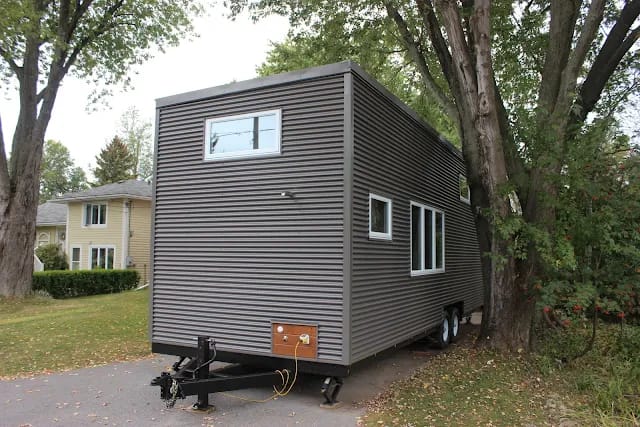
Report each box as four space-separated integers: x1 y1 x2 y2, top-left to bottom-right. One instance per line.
52 180 152 283
36 202 67 248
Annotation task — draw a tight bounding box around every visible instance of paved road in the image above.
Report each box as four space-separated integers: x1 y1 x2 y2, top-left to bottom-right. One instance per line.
1 323 478 427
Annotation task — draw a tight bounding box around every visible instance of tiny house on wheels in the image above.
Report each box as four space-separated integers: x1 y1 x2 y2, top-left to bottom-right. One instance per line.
150 61 483 408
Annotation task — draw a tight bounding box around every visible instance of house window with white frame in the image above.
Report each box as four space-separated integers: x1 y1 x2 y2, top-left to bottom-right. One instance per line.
37 232 50 247
90 246 114 269
459 175 471 204
204 110 281 160
83 203 107 226
70 247 81 271
411 202 445 275
369 193 392 240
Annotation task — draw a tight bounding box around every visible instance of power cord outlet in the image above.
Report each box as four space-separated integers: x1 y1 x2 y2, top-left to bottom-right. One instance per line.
299 334 310 345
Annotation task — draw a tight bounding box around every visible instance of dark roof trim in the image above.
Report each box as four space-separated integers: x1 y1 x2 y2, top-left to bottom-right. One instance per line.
156 60 461 159
156 61 353 108
51 194 152 203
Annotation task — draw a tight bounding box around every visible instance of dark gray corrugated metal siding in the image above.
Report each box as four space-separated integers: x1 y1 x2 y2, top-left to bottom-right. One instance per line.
350 73 483 363
152 75 346 363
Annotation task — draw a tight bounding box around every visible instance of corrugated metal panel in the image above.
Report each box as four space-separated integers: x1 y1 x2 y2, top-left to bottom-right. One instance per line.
152 75 345 363
349 73 483 363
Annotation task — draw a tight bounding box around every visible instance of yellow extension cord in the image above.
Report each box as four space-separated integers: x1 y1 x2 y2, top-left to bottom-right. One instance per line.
219 340 301 403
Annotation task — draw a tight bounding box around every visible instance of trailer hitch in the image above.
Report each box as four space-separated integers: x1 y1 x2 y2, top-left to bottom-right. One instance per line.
151 336 290 410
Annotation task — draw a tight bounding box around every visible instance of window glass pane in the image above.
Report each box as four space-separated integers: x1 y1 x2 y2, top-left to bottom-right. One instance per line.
72 248 80 262
371 198 388 233
91 205 98 224
460 176 470 200
258 115 277 151
91 248 99 269
107 248 114 269
435 212 444 269
411 206 421 270
425 209 433 269
208 113 277 155
98 205 106 224
85 205 91 225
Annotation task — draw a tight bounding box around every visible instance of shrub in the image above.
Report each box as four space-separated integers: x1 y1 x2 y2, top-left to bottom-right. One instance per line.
32 269 139 298
35 243 68 270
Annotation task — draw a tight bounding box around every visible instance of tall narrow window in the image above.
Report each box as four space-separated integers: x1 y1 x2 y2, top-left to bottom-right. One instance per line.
410 202 445 275
459 175 470 204
90 247 114 269
204 110 281 160
84 203 107 226
369 194 392 240
71 247 81 271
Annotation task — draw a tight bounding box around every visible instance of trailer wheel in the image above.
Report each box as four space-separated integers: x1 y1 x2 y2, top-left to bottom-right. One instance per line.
449 307 461 343
434 310 451 349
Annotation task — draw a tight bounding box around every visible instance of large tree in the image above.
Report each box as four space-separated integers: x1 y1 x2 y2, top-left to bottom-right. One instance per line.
93 135 136 185
39 139 88 201
119 106 153 179
235 0 640 350
0 0 202 297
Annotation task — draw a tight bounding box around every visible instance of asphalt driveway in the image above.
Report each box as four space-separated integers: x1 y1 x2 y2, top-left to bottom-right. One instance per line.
1 322 478 427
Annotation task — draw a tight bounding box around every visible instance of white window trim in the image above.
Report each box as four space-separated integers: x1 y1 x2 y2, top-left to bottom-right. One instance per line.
369 193 392 240
410 201 445 276
459 175 471 204
88 245 116 270
204 109 282 161
70 246 82 271
82 202 108 228
37 232 50 247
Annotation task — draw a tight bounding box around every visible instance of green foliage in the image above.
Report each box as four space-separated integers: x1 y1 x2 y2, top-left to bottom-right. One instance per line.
93 136 136 185
255 16 460 144
119 106 153 179
536 120 640 320
32 269 139 299
537 323 640 420
39 140 88 201
34 243 68 271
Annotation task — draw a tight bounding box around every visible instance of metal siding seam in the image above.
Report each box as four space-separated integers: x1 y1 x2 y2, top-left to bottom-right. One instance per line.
342 71 354 366
149 107 160 342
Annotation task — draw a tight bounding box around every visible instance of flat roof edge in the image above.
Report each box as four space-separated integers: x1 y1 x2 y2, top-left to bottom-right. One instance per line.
156 61 355 108
156 60 462 159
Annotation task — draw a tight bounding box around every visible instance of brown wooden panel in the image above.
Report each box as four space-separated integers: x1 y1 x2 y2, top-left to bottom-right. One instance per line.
271 323 318 359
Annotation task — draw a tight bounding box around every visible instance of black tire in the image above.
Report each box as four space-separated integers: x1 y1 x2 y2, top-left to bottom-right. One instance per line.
434 310 451 349
449 307 461 343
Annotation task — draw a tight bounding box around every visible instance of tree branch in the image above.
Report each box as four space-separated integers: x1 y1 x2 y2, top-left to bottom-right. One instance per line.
0 114 9 196
0 46 23 81
384 2 459 123
537 0 581 117
572 0 640 124
552 0 606 122
435 0 478 109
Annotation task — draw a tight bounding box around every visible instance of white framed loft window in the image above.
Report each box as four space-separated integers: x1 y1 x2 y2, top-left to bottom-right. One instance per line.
37 232 50 247
70 246 81 271
83 203 107 227
459 175 471 204
204 109 281 160
369 193 392 240
89 246 115 270
410 202 445 275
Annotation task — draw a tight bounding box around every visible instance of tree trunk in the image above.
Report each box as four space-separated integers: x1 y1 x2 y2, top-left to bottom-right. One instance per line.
0 174 39 297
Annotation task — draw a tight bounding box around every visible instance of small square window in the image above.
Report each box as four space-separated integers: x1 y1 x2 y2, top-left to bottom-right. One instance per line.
459 175 470 204
369 194 392 240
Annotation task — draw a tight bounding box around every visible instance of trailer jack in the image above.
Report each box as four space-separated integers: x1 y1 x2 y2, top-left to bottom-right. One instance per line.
151 336 289 410
320 376 343 408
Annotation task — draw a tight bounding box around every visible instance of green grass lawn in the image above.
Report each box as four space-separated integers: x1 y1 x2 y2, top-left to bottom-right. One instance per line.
363 322 640 427
0 289 150 378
